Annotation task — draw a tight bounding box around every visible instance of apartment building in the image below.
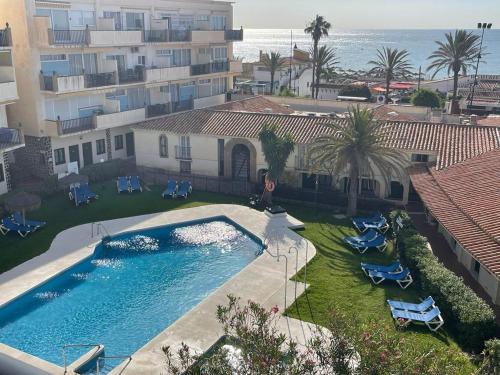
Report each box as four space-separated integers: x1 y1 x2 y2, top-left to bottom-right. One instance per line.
0 24 25 195
0 0 243 178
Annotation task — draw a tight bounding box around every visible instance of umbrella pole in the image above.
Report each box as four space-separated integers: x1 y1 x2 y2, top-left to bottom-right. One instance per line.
22 209 26 226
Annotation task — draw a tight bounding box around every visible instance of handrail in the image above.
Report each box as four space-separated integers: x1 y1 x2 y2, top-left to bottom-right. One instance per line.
263 233 289 309
62 343 101 373
91 222 111 239
96 355 132 374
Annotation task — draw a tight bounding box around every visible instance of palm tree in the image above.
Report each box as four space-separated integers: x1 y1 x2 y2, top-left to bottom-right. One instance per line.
261 52 286 95
258 124 295 206
304 15 331 98
308 106 406 216
314 46 339 99
368 47 413 104
427 30 480 113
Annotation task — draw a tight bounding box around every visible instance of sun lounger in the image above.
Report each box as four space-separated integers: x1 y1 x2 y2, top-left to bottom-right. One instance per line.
344 233 387 254
129 176 142 193
390 306 444 332
117 176 129 193
80 183 97 200
162 180 178 198
352 212 383 230
360 261 402 276
71 185 89 206
11 212 46 230
344 229 378 244
0 217 34 237
368 268 413 289
387 296 435 313
177 181 192 199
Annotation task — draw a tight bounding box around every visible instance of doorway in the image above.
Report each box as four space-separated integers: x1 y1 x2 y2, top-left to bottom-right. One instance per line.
231 144 250 181
69 145 80 168
126 132 135 157
82 142 93 166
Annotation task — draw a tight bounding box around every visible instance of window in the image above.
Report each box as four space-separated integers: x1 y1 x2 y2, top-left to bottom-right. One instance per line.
210 15 227 30
390 181 404 200
198 47 211 55
198 79 212 98
212 77 227 95
69 11 95 27
0 163 4 183
114 135 124 150
411 154 429 163
195 15 209 22
213 47 228 61
473 260 481 275
137 56 146 65
40 54 66 62
54 148 66 165
159 135 168 158
156 49 172 57
218 139 224 177
96 139 106 155
180 160 191 174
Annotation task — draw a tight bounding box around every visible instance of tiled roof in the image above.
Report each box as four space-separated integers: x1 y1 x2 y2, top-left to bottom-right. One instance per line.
478 116 500 127
371 105 419 122
212 96 294 114
134 108 500 170
409 149 500 277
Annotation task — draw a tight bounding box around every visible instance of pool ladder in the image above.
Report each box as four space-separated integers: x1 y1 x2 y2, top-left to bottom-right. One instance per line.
91 222 110 239
62 343 131 374
95 355 132 374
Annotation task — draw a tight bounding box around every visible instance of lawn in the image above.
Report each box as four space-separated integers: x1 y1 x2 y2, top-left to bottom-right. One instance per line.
0 182 475 370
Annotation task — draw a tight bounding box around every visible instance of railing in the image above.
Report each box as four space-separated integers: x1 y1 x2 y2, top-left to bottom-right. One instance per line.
62 343 102 373
172 98 194 113
190 60 229 76
0 24 12 47
48 29 87 45
225 29 244 41
96 355 132 374
146 103 171 118
175 145 192 160
118 67 144 84
0 128 23 150
57 116 94 135
84 72 117 88
40 75 54 91
144 29 191 43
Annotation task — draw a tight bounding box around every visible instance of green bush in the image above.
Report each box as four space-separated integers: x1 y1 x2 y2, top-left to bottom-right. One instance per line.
80 159 134 183
411 89 443 108
390 210 496 351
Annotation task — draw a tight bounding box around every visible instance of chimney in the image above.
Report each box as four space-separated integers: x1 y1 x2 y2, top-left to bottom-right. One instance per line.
470 114 478 126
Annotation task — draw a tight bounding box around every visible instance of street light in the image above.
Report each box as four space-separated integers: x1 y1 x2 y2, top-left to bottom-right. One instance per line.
468 22 493 112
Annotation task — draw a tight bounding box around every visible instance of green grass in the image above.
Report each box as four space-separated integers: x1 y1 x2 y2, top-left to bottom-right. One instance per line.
0 183 475 370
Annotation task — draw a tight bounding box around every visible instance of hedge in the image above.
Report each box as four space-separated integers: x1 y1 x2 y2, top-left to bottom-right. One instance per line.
390 210 496 351
80 159 136 183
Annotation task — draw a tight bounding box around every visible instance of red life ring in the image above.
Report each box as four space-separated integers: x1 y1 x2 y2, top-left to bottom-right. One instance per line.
265 180 276 192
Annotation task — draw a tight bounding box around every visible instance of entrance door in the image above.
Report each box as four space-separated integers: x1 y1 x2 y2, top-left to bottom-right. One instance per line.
68 145 80 168
126 132 135 157
231 144 250 181
82 142 93 166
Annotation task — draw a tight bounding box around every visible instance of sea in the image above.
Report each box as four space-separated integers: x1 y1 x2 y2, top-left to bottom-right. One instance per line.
234 29 500 79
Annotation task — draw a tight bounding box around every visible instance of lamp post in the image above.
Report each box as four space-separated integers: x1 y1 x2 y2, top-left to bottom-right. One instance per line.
468 22 492 112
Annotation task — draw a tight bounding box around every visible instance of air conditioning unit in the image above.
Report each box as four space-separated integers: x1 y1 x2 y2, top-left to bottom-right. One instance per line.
130 47 139 53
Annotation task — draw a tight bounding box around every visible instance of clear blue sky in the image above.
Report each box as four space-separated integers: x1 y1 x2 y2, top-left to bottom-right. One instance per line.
233 0 500 29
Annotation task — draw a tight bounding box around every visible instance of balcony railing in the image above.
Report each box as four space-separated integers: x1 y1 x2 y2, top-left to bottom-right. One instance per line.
84 72 117 88
225 29 243 41
146 103 171 118
118 67 145 84
0 24 12 47
48 29 87 45
175 146 192 160
144 29 191 43
56 116 94 136
0 128 24 150
172 98 194 113
190 60 229 76
41 75 54 91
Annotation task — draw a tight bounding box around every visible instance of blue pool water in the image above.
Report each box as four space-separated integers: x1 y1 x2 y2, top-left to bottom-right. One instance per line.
0 217 262 369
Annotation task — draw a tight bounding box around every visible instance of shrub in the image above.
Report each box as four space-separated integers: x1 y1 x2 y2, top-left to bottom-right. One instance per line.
411 89 443 108
80 159 134 183
339 84 372 100
390 210 496 351
479 339 500 374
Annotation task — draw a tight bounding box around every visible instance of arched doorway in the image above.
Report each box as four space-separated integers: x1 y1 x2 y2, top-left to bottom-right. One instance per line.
232 144 251 181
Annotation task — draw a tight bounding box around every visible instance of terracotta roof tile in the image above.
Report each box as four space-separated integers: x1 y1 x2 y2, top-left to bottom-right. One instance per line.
212 96 294 115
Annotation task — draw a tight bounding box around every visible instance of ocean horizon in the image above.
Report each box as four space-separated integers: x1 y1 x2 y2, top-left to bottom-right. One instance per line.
234 28 500 79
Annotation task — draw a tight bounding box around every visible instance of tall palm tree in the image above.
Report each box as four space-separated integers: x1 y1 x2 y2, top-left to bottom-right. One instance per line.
427 30 481 113
304 15 331 98
261 52 286 95
314 46 339 99
308 106 405 216
258 124 295 205
368 47 413 104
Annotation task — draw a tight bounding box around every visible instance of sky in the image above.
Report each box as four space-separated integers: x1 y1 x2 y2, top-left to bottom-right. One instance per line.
233 0 500 29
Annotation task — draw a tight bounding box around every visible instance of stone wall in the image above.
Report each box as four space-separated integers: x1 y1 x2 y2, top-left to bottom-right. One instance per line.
14 135 53 179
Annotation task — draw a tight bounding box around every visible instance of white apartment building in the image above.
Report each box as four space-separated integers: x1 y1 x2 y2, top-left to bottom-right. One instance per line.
0 24 25 195
0 0 243 178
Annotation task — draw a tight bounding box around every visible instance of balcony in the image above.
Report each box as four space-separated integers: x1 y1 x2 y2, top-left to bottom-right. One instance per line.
40 72 117 93
144 29 191 43
48 29 87 46
0 128 24 152
225 29 244 41
45 116 95 137
144 65 191 83
0 65 17 103
191 30 225 44
190 60 229 76
172 99 194 113
146 103 171 118
94 107 146 130
88 30 143 47
118 67 145 84
175 146 192 160
0 24 12 47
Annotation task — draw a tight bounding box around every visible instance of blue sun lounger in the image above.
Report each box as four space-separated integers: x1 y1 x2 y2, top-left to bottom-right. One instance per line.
390 306 444 332
344 232 387 254
12 212 46 230
70 185 88 206
353 212 389 233
177 181 192 199
0 217 34 237
80 183 97 200
129 176 142 193
368 268 413 289
344 229 378 244
387 296 435 313
360 261 402 276
117 176 129 193
162 180 178 198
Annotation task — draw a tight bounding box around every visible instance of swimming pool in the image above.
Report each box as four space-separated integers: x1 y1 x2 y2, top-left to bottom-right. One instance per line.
0 217 263 371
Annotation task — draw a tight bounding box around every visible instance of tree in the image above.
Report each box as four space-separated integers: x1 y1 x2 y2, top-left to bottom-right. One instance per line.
313 45 339 99
261 52 286 95
427 30 480 113
258 124 295 206
339 85 372 100
304 15 331 98
308 106 406 216
368 47 413 104
411 89 443 108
